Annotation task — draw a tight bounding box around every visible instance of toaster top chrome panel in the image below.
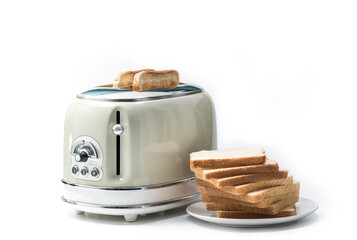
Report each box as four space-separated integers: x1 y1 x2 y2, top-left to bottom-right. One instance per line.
78 84 203 102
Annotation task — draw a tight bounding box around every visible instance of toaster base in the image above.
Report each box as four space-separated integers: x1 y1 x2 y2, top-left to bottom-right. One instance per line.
62 194 200 221
61 177 200 221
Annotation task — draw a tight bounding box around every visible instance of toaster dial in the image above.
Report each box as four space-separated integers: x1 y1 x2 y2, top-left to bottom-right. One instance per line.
70 136 103 181
75 148 90 162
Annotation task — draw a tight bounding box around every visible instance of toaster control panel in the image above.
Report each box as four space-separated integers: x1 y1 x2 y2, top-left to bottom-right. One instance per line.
70 136 103 181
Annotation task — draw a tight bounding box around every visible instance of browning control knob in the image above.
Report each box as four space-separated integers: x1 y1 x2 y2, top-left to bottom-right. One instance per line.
70 136 103 181
75 150 89 162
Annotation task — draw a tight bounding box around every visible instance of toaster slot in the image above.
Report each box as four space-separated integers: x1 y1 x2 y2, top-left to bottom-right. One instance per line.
116 111 120 175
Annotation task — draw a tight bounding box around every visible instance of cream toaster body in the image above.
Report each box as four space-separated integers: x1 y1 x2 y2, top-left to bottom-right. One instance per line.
61 84 217 221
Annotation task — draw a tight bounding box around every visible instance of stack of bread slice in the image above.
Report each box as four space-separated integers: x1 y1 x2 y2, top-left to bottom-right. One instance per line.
190 148 300 219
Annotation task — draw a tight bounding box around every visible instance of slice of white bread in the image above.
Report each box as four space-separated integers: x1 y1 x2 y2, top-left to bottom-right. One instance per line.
133 70 179 91
196 169 289 188
201 191 299 208
200 181 300 203
192 159 279 179
217 206 296 218
113 69 155 90
206 196 299 215
190 148 266 168
196 175 294 195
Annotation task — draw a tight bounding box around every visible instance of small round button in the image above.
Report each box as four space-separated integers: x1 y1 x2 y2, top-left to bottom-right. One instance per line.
91 167 100 178
112 124 124 136
72 165 79 175
80 167 89 176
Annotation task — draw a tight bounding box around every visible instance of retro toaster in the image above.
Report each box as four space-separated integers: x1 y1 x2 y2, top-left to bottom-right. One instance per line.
61 84 216 221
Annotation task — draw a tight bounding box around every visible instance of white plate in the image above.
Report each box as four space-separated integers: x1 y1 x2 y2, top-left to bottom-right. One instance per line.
186 197 318 227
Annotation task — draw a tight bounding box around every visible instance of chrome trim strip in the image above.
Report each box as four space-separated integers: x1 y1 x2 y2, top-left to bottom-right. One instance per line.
61 177 195 191
61 193 201 209
77 84 204 102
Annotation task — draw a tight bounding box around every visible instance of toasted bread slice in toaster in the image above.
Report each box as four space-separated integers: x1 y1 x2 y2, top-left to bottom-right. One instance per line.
114 69 155 90
132 70 179 91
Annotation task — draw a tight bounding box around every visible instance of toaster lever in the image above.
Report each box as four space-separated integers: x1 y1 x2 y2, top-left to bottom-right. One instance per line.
112 124 124 136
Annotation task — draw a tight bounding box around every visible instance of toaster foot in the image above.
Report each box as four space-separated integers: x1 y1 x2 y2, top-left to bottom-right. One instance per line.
124 214 138 222
75 210 85 214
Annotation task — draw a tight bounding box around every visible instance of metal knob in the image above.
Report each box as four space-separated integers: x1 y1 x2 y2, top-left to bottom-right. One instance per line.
80 167 89 176
75 150 89 162
71 165 79 175
91 167 100 178
112 124 124 136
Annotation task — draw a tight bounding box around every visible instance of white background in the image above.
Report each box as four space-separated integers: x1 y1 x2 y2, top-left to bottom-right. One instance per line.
0 0 356 239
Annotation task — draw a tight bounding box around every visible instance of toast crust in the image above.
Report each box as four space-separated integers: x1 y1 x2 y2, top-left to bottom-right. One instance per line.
195 175 294 195
190 148 266 168
217 206 296 218
201 191 299 208
200 181 300 203
206 196 299 215
196 159 279 179
191 156 266 168
196 169 289 188
113 69 155 90
132 70 179 91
